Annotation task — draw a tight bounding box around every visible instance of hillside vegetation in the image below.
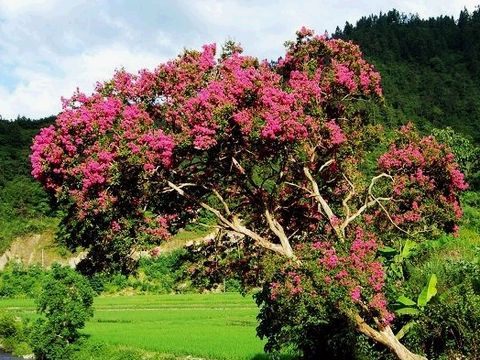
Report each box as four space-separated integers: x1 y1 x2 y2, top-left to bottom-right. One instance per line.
0 117 56 253
334 7 480 142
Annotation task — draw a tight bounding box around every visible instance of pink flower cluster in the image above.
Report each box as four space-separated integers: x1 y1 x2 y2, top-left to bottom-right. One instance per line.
31 92 177 240
335 62 357 92
378 124 468 232
309 227 391 324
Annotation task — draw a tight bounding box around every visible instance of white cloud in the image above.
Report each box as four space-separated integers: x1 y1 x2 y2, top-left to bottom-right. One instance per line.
0 0 60 16
0 45 168 119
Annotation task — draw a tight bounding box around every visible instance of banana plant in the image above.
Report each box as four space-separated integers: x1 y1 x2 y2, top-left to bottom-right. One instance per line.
379 239 417 279
394 274 438 339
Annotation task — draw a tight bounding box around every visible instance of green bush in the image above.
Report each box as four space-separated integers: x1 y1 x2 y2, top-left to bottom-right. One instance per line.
0 311 32 356
462 191 480 232
31 264 95 360
86 249 190 295
0 262 47 298
403 260 480 359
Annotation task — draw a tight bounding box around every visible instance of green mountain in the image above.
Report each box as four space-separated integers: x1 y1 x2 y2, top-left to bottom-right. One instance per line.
0 116 56 252
334 7 480 142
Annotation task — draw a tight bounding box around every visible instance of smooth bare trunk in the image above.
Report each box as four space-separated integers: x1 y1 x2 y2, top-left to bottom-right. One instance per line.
354 314 427 360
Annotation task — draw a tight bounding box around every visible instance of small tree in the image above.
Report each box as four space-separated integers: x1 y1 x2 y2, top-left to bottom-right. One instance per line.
31 28 467 359
31 264 94 360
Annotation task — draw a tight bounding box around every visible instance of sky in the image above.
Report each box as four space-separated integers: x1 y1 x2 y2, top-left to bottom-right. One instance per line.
0 0 478 119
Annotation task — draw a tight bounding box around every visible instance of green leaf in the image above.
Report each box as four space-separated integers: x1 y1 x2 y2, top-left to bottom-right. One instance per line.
401 240 416 258
396 320 416 340
396 295 416 307
417 274 438 307
378 246 397 255
395 307 420 316
390 263 404 278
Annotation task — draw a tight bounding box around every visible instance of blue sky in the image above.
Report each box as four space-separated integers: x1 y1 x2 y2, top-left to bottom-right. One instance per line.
0 0 478 119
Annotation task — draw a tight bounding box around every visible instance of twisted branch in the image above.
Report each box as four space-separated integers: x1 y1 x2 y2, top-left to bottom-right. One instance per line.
167 181 295 259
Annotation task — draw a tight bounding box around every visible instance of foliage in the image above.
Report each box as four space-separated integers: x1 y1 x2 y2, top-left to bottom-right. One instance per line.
31 264 95 360
88 249 190 294
0 116 55 186
0 311 32 356
31 27 468 359
461 191 480 232
182 235 265 293
0 262 48 298
0 176 51 218
402 260 480 359
334 8 480 143
432 127 480 189
0 117 56 253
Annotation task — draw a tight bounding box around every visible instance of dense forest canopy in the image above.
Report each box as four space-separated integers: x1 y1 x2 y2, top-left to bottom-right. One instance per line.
0 116 55 252
0 116 55 186
334 7 480 142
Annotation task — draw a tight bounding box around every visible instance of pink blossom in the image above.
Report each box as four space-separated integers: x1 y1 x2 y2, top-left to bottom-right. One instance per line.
334 63 357 92
111 221 121 232
450 168 468 190
351 286 362 302
326 120 346 146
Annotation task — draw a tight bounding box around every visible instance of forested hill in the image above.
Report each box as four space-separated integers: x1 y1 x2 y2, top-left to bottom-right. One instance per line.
0 116 55 186
0 116 55 253
334 7 480 142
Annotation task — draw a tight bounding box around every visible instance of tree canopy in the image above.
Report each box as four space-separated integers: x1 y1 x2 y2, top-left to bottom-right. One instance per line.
31 28 467 359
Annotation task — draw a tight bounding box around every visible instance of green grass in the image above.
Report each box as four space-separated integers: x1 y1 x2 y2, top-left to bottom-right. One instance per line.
86 293 269 360
0 293 287 360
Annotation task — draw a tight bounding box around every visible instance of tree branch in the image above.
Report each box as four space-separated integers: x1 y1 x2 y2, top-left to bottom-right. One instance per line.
166 181 294 258
303 165 345 241
161 183 197 193
353 314 427 360
340 173 393 233
264 209 294 258
342 174 356 219
212 188 231 216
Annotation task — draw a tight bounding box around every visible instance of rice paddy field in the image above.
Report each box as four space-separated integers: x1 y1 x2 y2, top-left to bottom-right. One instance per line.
0 293 286 360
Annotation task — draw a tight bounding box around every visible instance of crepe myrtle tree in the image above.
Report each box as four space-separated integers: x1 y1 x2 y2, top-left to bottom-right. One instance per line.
31 28 467 359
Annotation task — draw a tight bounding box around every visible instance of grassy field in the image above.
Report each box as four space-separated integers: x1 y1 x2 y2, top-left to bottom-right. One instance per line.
0 293 285 360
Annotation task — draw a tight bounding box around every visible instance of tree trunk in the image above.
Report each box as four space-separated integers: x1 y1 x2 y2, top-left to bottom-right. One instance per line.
354 314 427 360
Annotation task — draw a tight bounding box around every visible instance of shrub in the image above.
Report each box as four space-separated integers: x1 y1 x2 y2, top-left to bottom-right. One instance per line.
402 260 480 359
0 262 47 298
31 264 94 360
0 311 32 356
